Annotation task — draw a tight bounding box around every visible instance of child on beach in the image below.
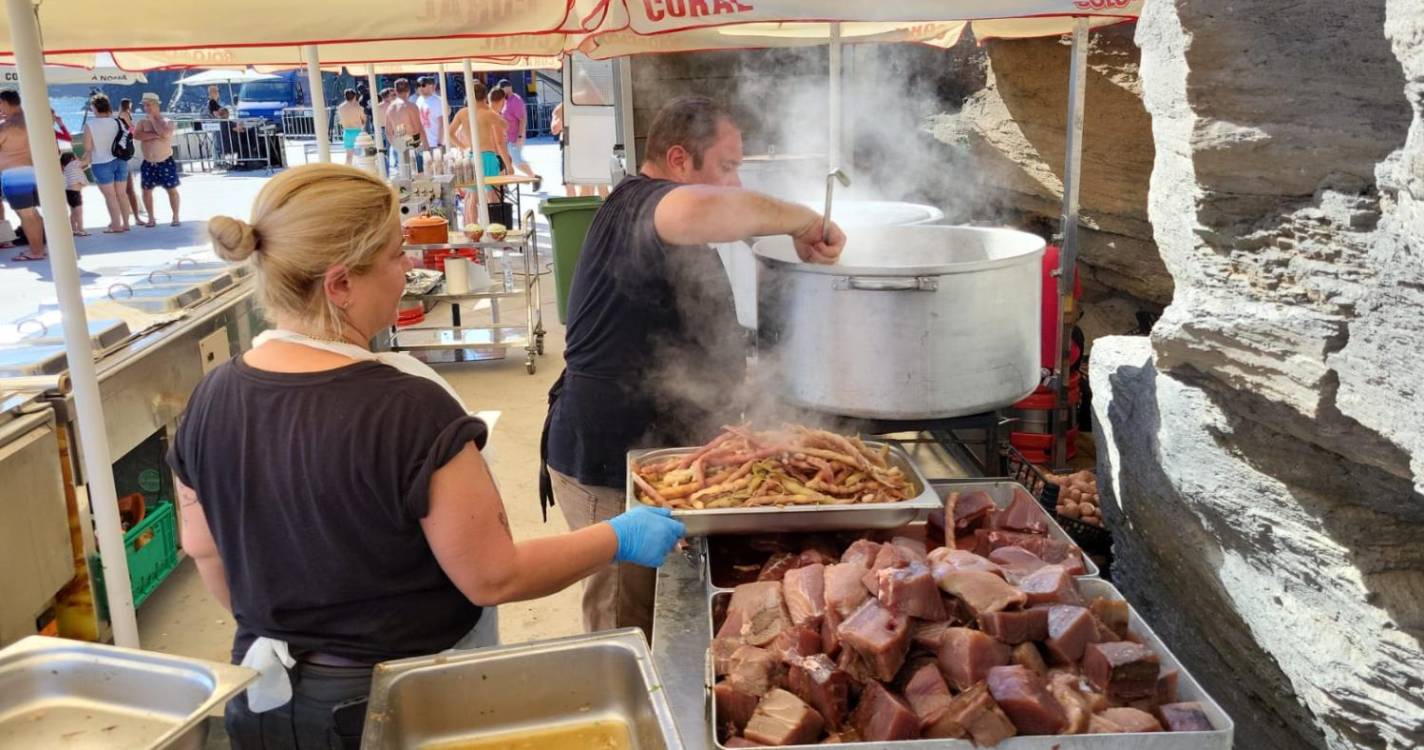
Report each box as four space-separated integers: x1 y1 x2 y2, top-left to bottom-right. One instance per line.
60 151 89 236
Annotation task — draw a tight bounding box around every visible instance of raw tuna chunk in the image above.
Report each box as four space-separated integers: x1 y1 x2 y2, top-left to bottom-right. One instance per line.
903 662 963 738
729 581 793 646
1089 707 1163 734
987 665 1068 735
1012 642 1049 676
877 562 947 620
1157 668 1180 705
840 539 881 570
798 544 840 567
822 563 871 655
1084 641 1161 701
1044 605 1101 665
787 654 851 730
713 637 743 676
988 546 1048 584
912 619 952 651
937 627 1012 690
1048 670 1094 734
836 598 911 682
771 624 823 663
715 680 761 731
1089 597 1130 639
822 728 863 743
835 644 878 686
1156 701 1215 732
850 680 920 742
1018 565 1082 606
783 564 827 627
928 547 1005 577
728 645 781 697
759 551 804 582
890 535 929 558
938 570 1027 616
872 542 922 573
717 606 745 640
944 682 1018 746
951 490 998 530
996 488 1049 533
980 608 1049 645
744 688 824 746
722 738 759 748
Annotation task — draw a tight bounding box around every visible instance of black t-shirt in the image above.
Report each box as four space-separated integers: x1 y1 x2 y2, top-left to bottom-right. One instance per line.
168 356 486 664
207 98 221 116
547 175 746 489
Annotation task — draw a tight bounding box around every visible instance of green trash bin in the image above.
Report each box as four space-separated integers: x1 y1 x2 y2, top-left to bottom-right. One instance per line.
539 196 604 324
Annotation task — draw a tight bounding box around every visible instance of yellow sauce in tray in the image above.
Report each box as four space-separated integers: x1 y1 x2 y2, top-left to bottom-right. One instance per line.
427 719 632 750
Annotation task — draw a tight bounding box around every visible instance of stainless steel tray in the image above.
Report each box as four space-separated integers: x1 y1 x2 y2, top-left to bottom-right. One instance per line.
931 479 1100 578
3 316 131 350
705 580 1233 749
362 628 684 749
627 442 940 536
0 343 68 377
0 635 254 750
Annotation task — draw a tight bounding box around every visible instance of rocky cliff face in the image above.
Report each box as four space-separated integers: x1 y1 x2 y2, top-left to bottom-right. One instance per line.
1092 1 1424 748
930 25 1168 308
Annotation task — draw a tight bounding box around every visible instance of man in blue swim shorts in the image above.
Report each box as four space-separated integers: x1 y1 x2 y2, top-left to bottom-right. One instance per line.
134 92 181 226
0 90 45 260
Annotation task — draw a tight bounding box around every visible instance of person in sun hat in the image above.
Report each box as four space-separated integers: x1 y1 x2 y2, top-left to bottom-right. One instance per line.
133 91 181 227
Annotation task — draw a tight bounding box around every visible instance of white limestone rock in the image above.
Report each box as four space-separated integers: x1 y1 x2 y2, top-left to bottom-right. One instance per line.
1092 336 1424 749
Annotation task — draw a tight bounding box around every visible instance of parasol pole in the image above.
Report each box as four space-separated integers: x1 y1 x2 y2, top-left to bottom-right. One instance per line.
828 22 842 170
463 58 490 226
5 0 138 647
1052 18 1090 468
304 45 330 162
367 64 384 176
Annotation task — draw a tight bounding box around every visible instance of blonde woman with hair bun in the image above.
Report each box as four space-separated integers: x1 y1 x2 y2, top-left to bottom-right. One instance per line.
169 164 684 749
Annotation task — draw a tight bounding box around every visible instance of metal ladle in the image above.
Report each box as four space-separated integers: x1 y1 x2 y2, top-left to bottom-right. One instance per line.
823 168 850 244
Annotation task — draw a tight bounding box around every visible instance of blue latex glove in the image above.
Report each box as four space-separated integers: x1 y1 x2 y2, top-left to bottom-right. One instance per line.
607 506 686 567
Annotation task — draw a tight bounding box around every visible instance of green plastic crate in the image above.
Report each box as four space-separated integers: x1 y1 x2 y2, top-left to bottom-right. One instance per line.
91 500 179 615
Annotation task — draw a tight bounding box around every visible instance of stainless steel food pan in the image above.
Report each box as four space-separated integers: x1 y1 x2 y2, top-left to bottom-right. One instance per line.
0 635 254 750
931 479 1100 578
361 628 683 749
705 580 1232 749
628 442 940 536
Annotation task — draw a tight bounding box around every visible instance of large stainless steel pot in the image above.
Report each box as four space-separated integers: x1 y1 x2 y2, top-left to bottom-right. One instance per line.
754 225 1044 419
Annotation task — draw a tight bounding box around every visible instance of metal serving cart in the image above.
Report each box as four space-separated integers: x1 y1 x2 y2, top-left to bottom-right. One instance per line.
390 217 547 374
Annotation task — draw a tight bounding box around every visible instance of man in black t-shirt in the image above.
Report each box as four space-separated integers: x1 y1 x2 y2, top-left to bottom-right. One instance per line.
542 96 847 635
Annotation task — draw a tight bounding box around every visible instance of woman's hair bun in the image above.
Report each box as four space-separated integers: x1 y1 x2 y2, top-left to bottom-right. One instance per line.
209 215 260 261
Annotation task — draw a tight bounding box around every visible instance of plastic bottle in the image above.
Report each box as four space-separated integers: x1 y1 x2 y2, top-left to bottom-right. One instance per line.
502 255 514 291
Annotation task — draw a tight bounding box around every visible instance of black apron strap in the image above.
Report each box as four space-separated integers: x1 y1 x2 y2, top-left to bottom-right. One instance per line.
538 370 567 523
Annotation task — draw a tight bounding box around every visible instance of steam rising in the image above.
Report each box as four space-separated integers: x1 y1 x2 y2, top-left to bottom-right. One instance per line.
633 38 1000 444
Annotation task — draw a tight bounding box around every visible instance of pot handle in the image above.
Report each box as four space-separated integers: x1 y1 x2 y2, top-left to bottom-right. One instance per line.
834 276 939 292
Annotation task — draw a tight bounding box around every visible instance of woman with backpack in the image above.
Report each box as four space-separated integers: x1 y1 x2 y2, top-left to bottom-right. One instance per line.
83 94 134 233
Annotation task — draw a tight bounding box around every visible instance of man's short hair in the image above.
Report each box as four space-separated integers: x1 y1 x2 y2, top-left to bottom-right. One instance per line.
489 88 506 104
470 81 488 103
394 78 411 94
379 87 394 101
91 93 112 114
344 88 358 101
416 76 433 88
217 106 230 118
119 98 132 111
0 90 19 108
644 96 734 170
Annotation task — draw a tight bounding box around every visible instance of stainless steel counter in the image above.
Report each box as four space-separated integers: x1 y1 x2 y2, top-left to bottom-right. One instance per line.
46 278 260 484
651 540 713 750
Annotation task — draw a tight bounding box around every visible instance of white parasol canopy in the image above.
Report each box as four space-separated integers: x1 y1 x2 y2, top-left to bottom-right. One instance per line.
174 69 279 86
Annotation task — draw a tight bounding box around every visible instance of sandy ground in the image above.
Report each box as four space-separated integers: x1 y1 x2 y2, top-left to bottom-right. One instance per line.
41 141 597 660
